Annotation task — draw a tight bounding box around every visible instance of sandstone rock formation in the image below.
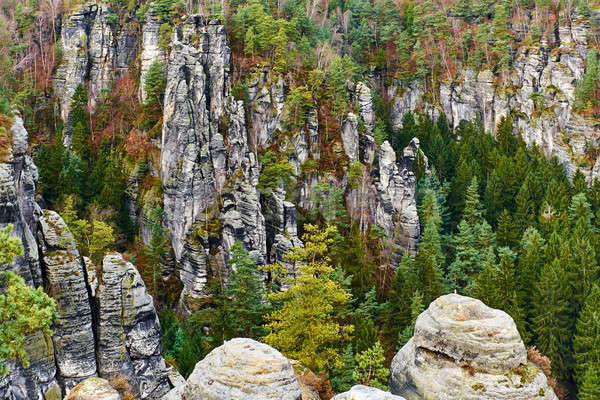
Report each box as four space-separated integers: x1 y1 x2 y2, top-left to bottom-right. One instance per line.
95 252 170 399
388 17 600 181
332 385 406 400
53 3 137 143
64 377 121 400
0 117 171 399
389 294 558 400
37 210 97 391
182 338 303 400
374 139 423 255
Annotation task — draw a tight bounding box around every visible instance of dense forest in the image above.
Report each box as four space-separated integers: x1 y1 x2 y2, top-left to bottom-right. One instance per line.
2 0 600 398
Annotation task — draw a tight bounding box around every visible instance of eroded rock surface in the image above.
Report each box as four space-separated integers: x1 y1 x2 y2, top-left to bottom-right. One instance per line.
389 294 558 400
332 385 406 400
64 377 121 400
182 338 303 400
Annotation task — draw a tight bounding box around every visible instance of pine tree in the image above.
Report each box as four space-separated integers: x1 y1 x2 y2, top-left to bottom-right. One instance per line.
496 115 516 155
573 285 600 386
463 176 483 226
447 220 480 293
517 227 545 323
496 209 518 248
330 344 356 392
415 190 446 305
382 254 417 344
578 365 600 400
263 224 354 372
532 258 574 384
397 290 424 349
353 341 389 390
471 246 516 311
222 241 270 339
70 84 90 163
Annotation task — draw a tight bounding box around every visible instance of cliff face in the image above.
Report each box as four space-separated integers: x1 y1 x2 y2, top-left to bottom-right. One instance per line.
389 14 600 180
53 3 138 144
0 117 170 399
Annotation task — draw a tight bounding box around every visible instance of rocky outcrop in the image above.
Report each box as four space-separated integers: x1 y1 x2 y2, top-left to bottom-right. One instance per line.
332 385 406 400
139 4 164 102
53 3 138 143
374 139 422 255
389 294 558 400
95 252 170 398
64 377 121 400
342 113 360 163
0 116 171 399
248 70 285 148
160 16 232 262
0 115 61 400
37 210 97 391
388 18 600 180
180 338 303 400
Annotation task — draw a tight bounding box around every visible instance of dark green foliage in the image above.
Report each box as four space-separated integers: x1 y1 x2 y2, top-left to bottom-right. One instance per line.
579 365 600 400
330 344 356 392
573 285 600 386
70 84 91 164
257 150 294 196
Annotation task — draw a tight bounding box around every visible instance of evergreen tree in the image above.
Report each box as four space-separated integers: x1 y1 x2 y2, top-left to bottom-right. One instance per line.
532 258 574 384
222 241 270 339
415 190 446 304
573 284 600 385
397 290 424 349
578 365 600 400
263 224 354 372
517 227 545 322
496 115 516 155
447 220 480 293
70 84 90 163
496 209 518 248
353 341 389 390
463 176 483 226
330 344 356 392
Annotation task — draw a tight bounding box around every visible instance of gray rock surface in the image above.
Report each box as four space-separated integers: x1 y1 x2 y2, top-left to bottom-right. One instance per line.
95 252 170 399
139 4 164 102
332 385 406 400
342 113 360 163
53 3 137 142
389 294 558 400
160 16 231 262
374 139 421 255
182 338 303 400
37 210 97 391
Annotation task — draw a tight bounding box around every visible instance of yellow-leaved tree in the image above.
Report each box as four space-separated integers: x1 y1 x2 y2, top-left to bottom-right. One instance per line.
262 224 354 372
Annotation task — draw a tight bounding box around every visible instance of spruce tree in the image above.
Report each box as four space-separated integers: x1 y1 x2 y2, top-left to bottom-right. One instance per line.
222 241 270 339
70 84 90 163
447 220 480 293
415 190 446 305
463 176 483 226
573 285 600 386
330 344 356 392
532 258 574 384
578 365 600 400
397 290 424 349
496 209 518 248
